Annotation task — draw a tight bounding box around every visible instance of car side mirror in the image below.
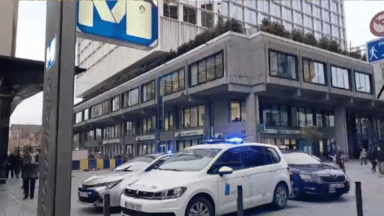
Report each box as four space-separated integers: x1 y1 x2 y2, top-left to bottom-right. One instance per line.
218 166 233 177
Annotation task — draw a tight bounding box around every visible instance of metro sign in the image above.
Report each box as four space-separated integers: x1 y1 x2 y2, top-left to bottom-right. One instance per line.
77 0 158 49
45 35 56 70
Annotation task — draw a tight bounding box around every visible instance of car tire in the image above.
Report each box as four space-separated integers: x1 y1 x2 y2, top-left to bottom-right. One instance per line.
185 196 214 216
289 180 300 199
272 183 288 210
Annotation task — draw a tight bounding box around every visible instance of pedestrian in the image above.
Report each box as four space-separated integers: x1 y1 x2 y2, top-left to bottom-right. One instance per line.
360 148 367 165
367 146 378 173
21 154 39 199
336 151 346 173
377 147 384 177
6 153 16 179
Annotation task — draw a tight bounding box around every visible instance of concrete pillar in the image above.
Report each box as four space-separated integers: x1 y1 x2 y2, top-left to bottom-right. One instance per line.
0 97 12 184
244 93 259 142
335 105 349 156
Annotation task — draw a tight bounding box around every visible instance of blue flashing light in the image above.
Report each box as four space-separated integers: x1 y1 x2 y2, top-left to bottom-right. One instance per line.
225 137 244 144
167 150 173 154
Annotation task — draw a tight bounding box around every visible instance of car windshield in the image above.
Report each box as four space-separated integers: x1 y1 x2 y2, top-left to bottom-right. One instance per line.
158 148 222 171
114 155 159 171
283 153 321 165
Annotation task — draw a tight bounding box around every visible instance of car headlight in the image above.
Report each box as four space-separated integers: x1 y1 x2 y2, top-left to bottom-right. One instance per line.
104 179 123 190
299 174 322 183
152 187 187 200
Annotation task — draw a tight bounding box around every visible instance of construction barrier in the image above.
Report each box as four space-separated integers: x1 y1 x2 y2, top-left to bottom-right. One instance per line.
116 158 123 167
110 159 116 169
80 159 88 171
89 159 97 170
97 159 104 170
104 159 110 169
72 160 80 170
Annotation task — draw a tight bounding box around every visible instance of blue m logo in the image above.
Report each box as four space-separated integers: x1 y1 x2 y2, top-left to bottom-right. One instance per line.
77 0 158 48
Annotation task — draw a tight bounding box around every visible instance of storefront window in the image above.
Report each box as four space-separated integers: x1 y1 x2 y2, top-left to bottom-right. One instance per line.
198 105 205 127
190 107 198 128
316 113 323 127
178 110 184 129
291 107 298 127
184 109 191 128
306 109 313 126
298 108 306 127
280 106 288 126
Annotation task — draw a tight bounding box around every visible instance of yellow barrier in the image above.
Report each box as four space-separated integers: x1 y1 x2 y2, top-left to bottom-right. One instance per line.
97 159 104 170
110 159 116 169
80 159 88 170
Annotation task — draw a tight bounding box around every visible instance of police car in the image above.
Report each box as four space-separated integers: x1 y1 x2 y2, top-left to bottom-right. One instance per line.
120 138 291 216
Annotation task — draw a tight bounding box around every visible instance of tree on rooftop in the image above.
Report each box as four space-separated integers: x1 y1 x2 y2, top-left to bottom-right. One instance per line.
318 37 331 50
329 40 341 53
303 33 318 46
291 29 304 43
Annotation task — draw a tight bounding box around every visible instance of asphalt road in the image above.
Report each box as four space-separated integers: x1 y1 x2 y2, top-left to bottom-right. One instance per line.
70 161 384 216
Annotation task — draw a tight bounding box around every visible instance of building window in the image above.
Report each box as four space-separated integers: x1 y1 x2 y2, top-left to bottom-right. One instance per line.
245 8 257 24
231 101 246 122
331 66 350 89
282 8 292 21
142 115 156 134
316 113 323 127
355 72 371 93
322 10 330 22
321 0 329 9
304 15 313 29
75 112 82 124
201 11 214 28
262 105 288 127
323 23 330 34
270 3 281 17
112 95 120 111
183 6 196 24
258 0 269 13
179 105 205 129
84 109 89 121
313 6 321 18
200 0 213 11
190 51 224 87
219 1 229 16
90 100 110 118
160 68 185 96
303 59 326 85
232 4 243 21
142 81 155 102
163 3 178 20
314 19 321 31
123 88 139 108
88 130 94 141
303 2 311 14
164 112 174 131
269 51 297 80
96 129 102 140
293 11 303 25
126 121 136 136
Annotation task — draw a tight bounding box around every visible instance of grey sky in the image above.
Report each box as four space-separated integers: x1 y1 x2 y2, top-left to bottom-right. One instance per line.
10 0 384 125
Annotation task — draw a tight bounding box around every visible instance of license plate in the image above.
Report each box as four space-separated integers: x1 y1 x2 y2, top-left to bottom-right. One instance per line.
125 202 142 211
330 183 344 188
79 192 88 197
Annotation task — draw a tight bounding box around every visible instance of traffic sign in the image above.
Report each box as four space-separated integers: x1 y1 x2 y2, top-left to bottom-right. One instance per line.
366 37 384 63
76 0 158 50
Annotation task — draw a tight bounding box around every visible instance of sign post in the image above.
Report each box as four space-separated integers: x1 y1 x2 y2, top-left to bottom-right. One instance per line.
38 2 77 216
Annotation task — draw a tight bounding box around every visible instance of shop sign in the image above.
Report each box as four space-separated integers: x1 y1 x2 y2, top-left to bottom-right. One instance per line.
102 138 120 144
136 135 155 141
175 129 204 137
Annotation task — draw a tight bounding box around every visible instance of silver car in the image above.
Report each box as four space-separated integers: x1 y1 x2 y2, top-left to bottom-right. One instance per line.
77 153 172 207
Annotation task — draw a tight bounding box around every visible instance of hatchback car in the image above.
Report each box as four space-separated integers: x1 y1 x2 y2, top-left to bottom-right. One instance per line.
282 151 350 199
120 140 291 216
78 153 172 207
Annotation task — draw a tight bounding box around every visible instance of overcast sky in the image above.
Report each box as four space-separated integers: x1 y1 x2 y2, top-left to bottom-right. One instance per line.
10 0 384 125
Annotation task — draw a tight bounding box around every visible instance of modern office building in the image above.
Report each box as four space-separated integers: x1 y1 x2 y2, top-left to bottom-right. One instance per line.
76 0 347 98
73 31 383 160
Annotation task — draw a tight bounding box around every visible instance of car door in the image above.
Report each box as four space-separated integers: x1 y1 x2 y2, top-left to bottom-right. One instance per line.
247 146 276 206
208 147 251 215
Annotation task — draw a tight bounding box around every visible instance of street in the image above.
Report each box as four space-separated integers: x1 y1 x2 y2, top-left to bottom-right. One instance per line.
1 161 383 216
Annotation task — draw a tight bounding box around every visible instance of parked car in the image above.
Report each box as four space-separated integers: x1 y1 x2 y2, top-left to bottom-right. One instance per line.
77 153 172 208
281 151 350 199
120 139 291 216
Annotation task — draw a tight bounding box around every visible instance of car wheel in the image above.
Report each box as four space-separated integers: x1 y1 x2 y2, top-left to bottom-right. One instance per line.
185 196 214 216
289 180 300 199
272 183 288 210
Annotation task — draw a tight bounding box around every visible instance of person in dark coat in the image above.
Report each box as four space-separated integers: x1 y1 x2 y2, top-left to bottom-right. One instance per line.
367 146 378 173
21 155 39 199
6 153 16 179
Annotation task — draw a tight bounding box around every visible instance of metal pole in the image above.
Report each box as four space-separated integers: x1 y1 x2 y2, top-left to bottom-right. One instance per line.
237 185 244 216
355 181 363 216
103 193 110 216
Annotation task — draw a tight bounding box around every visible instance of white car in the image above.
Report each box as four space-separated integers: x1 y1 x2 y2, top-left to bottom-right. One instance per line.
120 139 291 216
77 153 172 207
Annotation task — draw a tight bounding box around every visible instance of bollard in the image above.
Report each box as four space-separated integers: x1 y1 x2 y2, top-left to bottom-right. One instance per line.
103 193 110 216
355 182 363 216
237 185 244 216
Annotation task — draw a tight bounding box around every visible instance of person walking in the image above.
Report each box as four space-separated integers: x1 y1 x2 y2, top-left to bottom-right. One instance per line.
6 153 16 179
336 151 346 173
367 146 378 173
360 148 368 165
377 147 384 177
21 154 39 199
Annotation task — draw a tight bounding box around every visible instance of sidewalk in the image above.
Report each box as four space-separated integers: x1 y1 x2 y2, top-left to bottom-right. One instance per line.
0 177 38 216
